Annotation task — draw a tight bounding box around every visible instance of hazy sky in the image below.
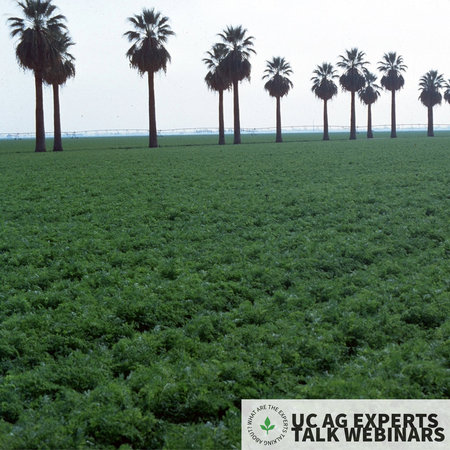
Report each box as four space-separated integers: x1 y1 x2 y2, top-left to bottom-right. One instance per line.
2 0 450 136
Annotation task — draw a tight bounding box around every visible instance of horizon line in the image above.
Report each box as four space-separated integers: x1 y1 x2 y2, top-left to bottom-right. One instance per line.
2 124 450 140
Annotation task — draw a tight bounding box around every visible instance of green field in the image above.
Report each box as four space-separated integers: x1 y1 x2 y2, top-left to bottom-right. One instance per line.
1 133 450 449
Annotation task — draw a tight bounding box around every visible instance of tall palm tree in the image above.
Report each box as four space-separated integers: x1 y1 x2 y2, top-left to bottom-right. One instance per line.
124 8 174 148
337 48 368 140
358 71 381 139
218 25 256 144
378 52 407 138
203 43 232 145
418 70 444 137
8 0 67 152
263 57 293 143
311 62 338 141
43 33 75 152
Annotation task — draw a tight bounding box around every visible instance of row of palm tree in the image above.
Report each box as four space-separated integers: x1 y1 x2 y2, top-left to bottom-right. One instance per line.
203 38 450 144
203 28 297 145
8 0 75 152
280 49 448 142
302 49 408 141
8 2 450 151
316 49 449 140
203 26 256 145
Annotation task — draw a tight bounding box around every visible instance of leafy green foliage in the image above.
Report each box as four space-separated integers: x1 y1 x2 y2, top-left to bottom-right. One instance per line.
1 133 450 448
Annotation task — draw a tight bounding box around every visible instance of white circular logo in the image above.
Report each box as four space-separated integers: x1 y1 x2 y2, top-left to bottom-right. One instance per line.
245 403 288 446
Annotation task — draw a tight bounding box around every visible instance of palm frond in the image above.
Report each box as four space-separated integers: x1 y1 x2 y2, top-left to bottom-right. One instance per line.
263 56 293 98
43 32 75 86
418 70 444 107
8 0 68 73
311 62 339 101
378 52 407 91
203 43 232 93
124 8 174 76
337 48 368 93
218 25 256 84
359 71 381 105
443 80 450 104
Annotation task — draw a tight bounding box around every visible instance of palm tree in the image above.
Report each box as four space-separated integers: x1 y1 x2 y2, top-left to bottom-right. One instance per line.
418 70 445 137
378 52 407 138
311 63 338 141
218 25 256 144
337 48 368 140
203 43 232 145
43 33 75 152
443 79 450 107
124 8 174 148
263 57 293 143
8 0 67 152
358 71 381 139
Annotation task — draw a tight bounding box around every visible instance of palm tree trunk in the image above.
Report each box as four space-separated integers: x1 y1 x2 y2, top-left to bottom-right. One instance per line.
148 71 158 148
391 90 397 138
34 71 46 152
233 80 241 144
275 96 282 143
367 103 373 139
218 89 225 145
323 99 329 141
350 90 356 140
427 106 434 137
53 83 63 151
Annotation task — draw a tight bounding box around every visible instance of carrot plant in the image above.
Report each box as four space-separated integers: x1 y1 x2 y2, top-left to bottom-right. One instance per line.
1 133 450 448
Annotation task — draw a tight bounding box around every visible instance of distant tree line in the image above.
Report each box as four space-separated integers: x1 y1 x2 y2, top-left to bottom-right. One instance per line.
8 1 450 151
